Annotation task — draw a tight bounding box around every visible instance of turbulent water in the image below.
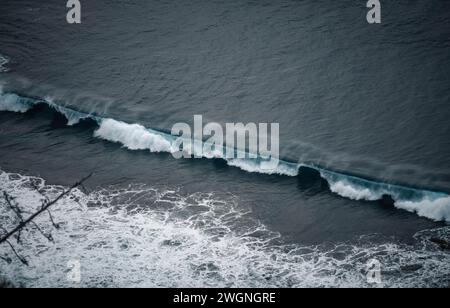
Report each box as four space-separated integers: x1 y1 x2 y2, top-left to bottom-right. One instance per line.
1 0 450 287
1 170 449 288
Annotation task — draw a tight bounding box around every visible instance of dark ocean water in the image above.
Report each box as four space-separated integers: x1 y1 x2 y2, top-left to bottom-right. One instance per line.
0 0 449 287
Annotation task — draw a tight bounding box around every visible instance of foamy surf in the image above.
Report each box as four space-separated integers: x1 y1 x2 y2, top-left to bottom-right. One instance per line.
0 169 449 288
1 90 450 223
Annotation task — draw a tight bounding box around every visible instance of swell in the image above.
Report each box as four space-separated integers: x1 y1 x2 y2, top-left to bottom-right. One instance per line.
1 90 449 223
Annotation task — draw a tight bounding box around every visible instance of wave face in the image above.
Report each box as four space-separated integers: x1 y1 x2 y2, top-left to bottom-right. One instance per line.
1 90 450 223
0 169 449 288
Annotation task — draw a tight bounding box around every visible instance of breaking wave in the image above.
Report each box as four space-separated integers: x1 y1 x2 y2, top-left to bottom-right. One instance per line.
0 90 449 223
94 118 173 153
0 170 449 287
0 92 33 113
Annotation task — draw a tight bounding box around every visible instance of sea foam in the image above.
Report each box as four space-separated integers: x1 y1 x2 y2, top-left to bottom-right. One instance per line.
0 169 449 288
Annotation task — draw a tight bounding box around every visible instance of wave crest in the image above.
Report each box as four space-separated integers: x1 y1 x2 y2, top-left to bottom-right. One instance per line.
0 92 34 113
322 171 450 222
94 118 173 152
1 90 449 222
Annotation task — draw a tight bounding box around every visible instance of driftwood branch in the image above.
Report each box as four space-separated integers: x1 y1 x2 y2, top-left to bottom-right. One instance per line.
5 240 28 266
47 209 60 229
0 173 92 246
3 192 24 221
29 221 53 243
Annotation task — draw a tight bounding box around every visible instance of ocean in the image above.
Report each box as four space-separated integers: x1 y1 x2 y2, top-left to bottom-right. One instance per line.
0 0 449 287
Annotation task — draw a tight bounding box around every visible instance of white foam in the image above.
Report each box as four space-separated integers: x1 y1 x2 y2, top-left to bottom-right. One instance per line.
326 178 385 201
322 171 450 222
0 170 449 288
227 158 299 176
94 118 173 153
93 118 299 177
0 92 33 113
396 196 450 223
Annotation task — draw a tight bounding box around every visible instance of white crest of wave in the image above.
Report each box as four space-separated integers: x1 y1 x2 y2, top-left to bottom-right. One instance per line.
94 118 173 153
321 172 384 201
322 171 450 222
227 159 299 176
2 91 450 223
396 197 450 223
0 92 32 113
326 179 384 201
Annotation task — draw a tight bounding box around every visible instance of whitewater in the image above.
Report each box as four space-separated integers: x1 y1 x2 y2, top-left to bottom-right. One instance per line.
0 169 449 287
1 89 449 223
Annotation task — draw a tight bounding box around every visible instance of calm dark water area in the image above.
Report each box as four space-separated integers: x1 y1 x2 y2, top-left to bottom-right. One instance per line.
0 0 449 287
